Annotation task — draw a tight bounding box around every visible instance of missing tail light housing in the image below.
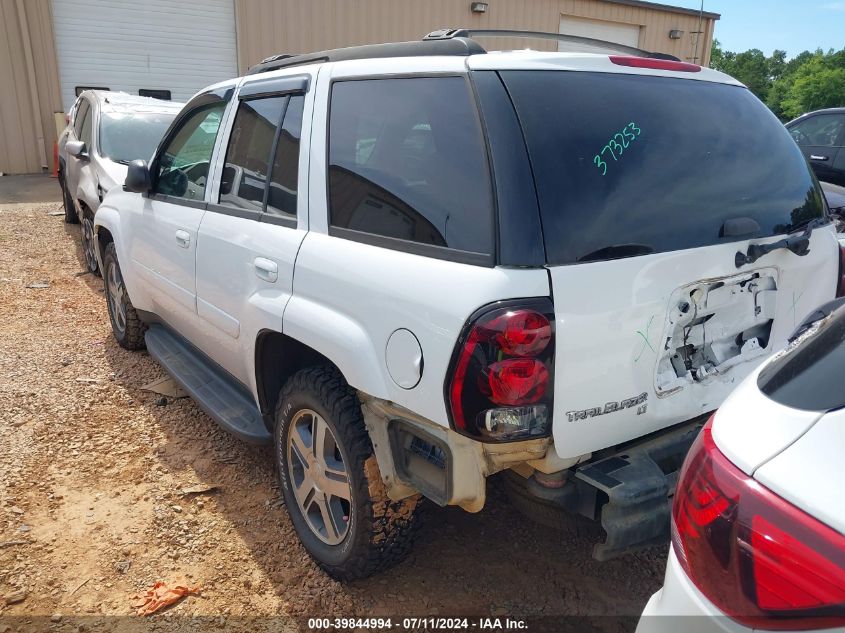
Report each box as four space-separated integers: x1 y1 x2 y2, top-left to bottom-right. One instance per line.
672 416 845 630
446 298 554 442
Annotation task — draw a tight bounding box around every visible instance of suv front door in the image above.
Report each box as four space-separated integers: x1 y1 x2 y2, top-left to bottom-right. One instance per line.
195 76 310 385
788 112 845 186
128 94 227 334
65 97 93 218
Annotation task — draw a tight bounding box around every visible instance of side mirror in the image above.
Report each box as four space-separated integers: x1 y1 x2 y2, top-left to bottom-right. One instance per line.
124 159 151 194
66 140 87 160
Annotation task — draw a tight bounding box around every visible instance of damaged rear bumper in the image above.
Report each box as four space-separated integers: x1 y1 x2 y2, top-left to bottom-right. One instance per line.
359 395 550 513
526 416 707 561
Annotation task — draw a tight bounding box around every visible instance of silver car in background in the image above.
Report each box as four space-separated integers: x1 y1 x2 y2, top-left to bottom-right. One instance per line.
58 91 183 273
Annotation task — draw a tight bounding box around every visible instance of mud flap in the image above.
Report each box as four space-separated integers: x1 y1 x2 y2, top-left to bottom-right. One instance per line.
574 419 704 561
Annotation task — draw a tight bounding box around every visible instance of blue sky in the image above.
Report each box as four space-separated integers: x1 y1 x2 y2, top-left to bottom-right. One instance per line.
669 0 845 57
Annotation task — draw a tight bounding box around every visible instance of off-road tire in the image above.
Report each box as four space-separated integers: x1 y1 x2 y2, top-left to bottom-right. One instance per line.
60 175 79 224
274 366 422 580
103 242 146 350
500 469 600 536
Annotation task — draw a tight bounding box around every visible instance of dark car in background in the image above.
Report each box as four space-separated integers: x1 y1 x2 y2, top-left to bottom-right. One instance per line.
786 107 845 187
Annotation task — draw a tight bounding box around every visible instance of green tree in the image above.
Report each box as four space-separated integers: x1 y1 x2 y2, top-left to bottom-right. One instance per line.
780 56 845 119
709 40 782 102
711 41 845 120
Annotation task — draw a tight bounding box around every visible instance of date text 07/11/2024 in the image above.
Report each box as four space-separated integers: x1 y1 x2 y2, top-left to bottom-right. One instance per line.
307 617 529 630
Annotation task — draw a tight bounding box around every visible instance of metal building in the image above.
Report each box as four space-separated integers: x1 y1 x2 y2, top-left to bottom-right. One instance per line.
0 0 718 174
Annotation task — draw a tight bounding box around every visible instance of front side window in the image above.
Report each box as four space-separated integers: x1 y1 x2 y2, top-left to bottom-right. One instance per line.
79 104 93 147
789 114 845 147
155 103 225 200
328 77 493 254
74 100 89 138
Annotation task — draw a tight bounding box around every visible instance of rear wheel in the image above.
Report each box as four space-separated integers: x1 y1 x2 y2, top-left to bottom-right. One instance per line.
60 175 78 224
103 242 145 350
80 207 100 275
274 366 422 580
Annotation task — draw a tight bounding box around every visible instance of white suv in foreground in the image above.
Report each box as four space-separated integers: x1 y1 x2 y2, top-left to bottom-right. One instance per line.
93 31 841 580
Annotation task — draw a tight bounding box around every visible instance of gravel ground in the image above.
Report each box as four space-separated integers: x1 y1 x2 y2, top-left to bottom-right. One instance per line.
0 203 667 629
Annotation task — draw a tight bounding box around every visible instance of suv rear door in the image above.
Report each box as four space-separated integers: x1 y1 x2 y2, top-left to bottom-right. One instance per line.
495 68 839 458
194 72 311 385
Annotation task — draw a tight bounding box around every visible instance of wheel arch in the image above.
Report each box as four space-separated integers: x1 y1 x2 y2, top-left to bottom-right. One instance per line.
254 330 346 429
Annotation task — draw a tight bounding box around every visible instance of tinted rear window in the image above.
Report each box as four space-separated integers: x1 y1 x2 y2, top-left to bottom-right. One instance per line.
758 309 845 411
499 71 825 265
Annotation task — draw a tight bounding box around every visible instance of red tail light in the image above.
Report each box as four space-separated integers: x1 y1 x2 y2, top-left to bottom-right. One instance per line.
446 299 554 442
609 55 702 72
673 416 845 630
836 244 845 298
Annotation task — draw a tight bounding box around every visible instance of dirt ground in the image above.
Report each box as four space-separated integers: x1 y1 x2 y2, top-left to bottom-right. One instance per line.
0 203 667 630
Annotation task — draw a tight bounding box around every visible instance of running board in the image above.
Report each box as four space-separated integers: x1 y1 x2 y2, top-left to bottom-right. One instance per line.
144 324 272 445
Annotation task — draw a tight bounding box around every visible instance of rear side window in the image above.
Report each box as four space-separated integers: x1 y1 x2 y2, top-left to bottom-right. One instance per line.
499 71 825 265
328 77 493 255
267 95 304 218
218 94 304 217
220 96 287 212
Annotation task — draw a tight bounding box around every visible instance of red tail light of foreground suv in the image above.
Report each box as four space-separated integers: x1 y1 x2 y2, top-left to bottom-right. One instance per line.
672 417 845 630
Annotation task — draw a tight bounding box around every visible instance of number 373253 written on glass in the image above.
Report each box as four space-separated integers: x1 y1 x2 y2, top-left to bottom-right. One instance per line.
593 122 641 176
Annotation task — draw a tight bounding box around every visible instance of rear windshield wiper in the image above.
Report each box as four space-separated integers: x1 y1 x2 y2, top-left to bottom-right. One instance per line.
735 218 824 268
577 243 654 263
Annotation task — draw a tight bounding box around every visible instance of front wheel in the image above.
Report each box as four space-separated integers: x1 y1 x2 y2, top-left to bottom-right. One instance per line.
274 366 422 580
81 208 100 275
60 176 79 224
103 242 145 350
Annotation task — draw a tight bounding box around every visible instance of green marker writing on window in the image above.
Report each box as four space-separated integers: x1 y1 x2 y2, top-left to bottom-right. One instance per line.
594 122 641 176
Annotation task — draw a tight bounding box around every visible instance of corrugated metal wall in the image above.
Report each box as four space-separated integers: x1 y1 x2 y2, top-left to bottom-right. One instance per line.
0 0 715 174
0 0 62 174
234 0 715 73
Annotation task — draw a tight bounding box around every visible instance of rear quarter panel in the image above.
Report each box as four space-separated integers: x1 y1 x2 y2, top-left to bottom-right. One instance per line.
286 233 550 426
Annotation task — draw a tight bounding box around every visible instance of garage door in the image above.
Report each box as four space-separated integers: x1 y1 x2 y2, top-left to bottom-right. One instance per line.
52 0 238 110
559 15 641 53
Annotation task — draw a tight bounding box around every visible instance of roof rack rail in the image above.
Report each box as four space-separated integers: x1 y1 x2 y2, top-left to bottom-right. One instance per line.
247 37 485 75
424 28 680 61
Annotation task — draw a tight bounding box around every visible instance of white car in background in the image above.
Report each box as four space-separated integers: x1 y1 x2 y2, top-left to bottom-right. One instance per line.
58 91 183 273
640 298 845 632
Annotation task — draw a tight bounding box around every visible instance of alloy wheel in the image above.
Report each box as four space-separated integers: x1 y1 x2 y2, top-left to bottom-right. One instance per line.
106 261 127 336
81 217 98 272
286 409 352 545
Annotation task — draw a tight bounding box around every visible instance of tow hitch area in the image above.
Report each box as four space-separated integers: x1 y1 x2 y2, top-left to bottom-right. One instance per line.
526 418 705 561
578 419 705 560
656 269 778 395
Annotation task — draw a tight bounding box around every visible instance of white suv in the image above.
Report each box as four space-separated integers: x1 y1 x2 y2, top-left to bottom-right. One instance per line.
93 31 841 580
58 90 182 273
